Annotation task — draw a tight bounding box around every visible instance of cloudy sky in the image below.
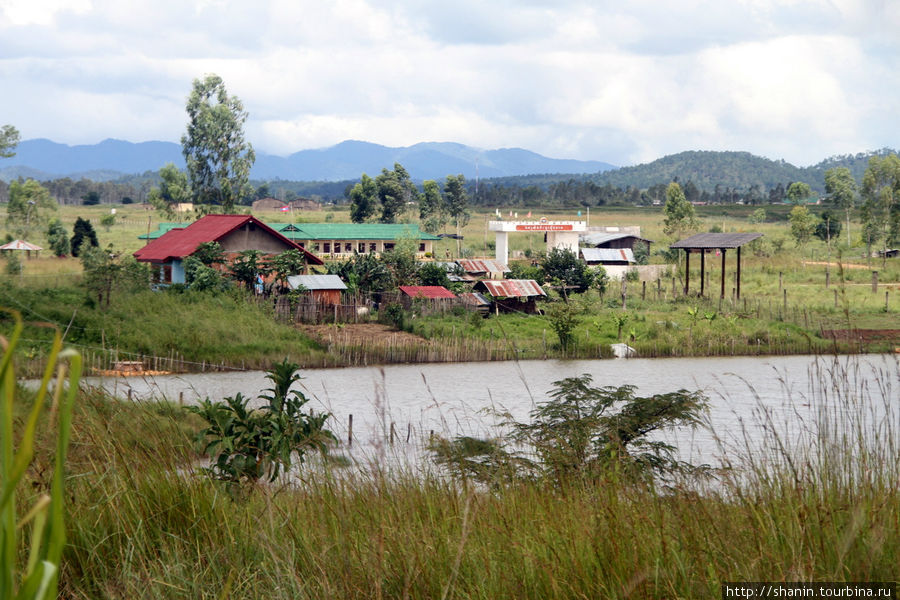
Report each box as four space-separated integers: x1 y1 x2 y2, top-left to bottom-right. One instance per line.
1 0 897 167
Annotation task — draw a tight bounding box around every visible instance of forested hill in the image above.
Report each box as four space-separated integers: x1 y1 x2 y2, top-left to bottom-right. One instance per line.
482 148 898 195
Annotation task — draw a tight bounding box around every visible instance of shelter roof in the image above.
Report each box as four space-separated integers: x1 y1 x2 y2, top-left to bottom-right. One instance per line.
670 232 763 249
281 223 441 241
399 285 457 299
581 248 635 263
287 274 347 291
0 240 42 251
133 214 323 265
474 279 546 298
580 232 652 246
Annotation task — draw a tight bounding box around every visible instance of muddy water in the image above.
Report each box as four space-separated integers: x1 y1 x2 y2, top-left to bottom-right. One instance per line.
88 354 899 468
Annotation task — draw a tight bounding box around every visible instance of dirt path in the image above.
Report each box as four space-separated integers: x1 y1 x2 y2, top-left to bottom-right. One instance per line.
801 261 873 270
299 323 431 347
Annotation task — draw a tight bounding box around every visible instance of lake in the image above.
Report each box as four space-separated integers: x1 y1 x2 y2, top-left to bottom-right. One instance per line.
87 354 899 469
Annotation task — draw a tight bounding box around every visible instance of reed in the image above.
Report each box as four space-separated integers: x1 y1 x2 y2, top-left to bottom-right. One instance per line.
8 354 894 598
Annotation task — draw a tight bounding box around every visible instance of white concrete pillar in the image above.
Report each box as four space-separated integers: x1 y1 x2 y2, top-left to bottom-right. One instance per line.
495 231 509 265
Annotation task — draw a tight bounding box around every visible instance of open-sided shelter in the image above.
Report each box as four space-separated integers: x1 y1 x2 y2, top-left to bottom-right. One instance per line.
669 232 762 300
473 279 546 314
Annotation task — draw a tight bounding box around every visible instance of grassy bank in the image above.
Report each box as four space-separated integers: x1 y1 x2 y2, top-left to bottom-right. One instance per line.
11 356 899 598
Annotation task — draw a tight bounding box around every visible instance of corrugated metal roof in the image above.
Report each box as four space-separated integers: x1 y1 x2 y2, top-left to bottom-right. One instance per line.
0 239 42 251
670 233 763 249
280 223 441 241
459 292 492 306
399 285 457 299
287 274 348 291
475 279 546 298
581 248 635 263
133 215 323 265
580 232 651 246
457 259 509 273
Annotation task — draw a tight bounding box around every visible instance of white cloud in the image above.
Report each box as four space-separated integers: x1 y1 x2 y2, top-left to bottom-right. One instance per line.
1 0 899 167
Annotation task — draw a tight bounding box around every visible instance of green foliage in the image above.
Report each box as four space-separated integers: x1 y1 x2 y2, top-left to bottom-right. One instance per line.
192 241 224 266
786 181 813 204
375 164 416 224
0 124 20 159
229 249 269 291
545 300 580 350
270 249 308 291
0 310 80 600
540 247 595 294
814 209 842 242
633 240 649 265
3 253 22 276
662 182 698 238
5 179 57 240
327 252 393 296
507 261 545 284
380 236 419 286
80 191 100 206
99 213 115 231
417 262 451 287
46 219 70 257
80 245 151 308
444 174 470 242
860 153 900 258
430 374 708 486
419 179 446 233
181 74 255 213
69 217 98 258
349 174 377 223
147 163 192 220
788 205 816 247
748 207 767 224
380 303 407 331
190 359 334 483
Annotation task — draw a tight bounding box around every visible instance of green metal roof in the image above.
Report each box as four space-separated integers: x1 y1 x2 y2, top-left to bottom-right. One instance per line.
279 223 441 241
138 222 190 239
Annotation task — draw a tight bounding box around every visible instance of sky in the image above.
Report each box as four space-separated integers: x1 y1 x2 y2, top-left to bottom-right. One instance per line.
1 0 898 168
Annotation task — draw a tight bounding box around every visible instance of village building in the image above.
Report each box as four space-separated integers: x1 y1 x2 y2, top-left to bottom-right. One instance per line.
473 279 546 314
0 239 42 259
273 223 441 258
580 247 635 266
398 285 457 308
286 274 347 305
133 214 323 285
579 231 652 254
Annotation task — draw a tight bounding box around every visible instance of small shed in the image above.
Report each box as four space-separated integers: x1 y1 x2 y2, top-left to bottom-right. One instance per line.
474 279 546 314
287 274 347 305
580 232 652 254
398 285 457 308
458 291 492 315
0 240 42 258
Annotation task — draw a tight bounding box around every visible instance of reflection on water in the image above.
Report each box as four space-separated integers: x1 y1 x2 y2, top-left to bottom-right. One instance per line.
87 354 899 469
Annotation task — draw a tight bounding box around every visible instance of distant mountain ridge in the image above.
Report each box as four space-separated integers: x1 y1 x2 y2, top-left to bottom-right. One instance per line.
0 138 616 183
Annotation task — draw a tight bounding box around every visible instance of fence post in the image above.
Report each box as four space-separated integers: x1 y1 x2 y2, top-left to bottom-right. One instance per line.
872 271 878 293
348 414 353 447
825 267 830 288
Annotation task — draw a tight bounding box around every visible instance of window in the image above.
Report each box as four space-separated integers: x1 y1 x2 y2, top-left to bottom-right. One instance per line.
323 243 331 253
369 243 377 252
345 243 352 252
358 242 366 253
384 243 394 252
419 243 426 252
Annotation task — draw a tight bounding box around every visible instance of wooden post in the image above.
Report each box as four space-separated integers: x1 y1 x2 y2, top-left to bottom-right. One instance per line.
825 267 830 288
656 278 661 299
720 248 727 299
684 249 690 295
779 271 783 293
886 291 890 312
641 280 646 301
872 271 878 293
699 249 705 297
783 288 787 313
348 414 353 447
389 422 396 445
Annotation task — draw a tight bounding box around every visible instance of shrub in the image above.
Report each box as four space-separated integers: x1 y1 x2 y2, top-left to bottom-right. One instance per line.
190 359 335 483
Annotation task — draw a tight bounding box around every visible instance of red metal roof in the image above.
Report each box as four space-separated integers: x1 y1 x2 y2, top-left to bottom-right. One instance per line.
398 285 457 299
474 279 546 298
457 259 509 273
133 214 323 265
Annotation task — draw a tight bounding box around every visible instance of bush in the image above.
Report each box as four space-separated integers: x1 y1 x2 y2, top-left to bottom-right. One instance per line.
190 359 335 483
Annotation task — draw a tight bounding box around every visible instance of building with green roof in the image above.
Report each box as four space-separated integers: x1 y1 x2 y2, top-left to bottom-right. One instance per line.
270 223 441 257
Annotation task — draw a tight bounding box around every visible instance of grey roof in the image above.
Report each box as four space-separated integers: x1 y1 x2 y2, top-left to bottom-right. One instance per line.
287 274 348 291
581 248 635 263
669 233 763 249
580 232 651 246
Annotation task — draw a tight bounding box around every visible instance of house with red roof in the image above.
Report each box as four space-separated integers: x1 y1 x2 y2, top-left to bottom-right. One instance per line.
134 214 323 285
398 285 457 309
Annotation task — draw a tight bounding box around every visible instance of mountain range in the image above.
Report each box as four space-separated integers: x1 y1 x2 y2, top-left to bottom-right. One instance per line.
0 138 617 183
